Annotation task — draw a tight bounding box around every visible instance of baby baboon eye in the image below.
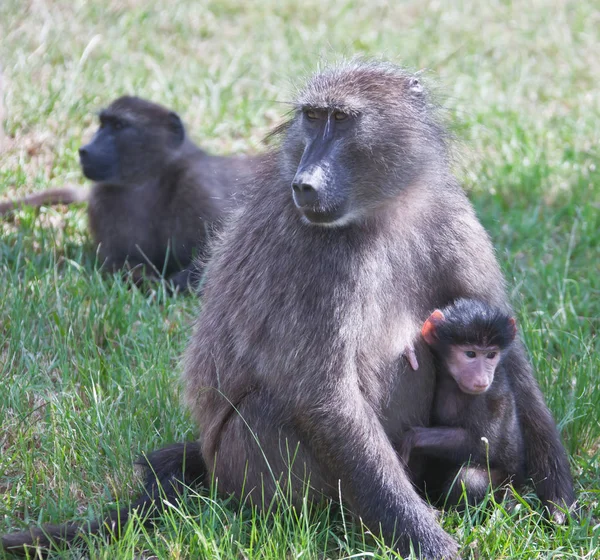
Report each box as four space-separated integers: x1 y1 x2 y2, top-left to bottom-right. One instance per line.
334 111 348 121
304 109 319 120
465 350 476 359
487 352 497 359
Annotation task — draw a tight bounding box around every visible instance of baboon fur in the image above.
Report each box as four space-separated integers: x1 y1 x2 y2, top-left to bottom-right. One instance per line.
1 61 574 559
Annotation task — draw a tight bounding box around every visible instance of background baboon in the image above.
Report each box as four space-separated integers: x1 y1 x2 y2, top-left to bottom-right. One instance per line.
400 299 526 506
1 62 575 559
0 96 260 290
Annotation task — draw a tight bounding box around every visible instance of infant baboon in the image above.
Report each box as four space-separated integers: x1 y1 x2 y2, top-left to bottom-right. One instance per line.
2 61 574 559
400 299 526 506
1 96 260 290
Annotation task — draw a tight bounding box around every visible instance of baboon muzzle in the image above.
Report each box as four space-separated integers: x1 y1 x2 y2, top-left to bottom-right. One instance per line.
291 134 350 224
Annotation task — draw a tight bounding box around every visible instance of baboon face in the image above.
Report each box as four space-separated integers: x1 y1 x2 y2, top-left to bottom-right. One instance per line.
421 299 517 394
282 62 443 227
79 96 185 184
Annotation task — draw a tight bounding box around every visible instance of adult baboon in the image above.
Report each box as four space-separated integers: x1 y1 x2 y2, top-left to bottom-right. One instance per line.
182 61 574 556
2 62 574 558
0 96 260 290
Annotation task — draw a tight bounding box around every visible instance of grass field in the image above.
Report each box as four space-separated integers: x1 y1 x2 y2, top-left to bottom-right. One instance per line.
1 0 599 558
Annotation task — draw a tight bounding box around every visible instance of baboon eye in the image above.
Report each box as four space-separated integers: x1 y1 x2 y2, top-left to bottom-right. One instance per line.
304 109 319 120
113 120 124 130
465 351 476 359
487 352 497 359
334 111 348 121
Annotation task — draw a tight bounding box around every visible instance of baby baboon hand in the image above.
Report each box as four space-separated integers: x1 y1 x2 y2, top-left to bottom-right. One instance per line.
403 345 419 370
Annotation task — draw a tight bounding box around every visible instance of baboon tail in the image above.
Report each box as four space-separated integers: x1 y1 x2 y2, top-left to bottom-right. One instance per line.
0 186 90 216
1 441 207 556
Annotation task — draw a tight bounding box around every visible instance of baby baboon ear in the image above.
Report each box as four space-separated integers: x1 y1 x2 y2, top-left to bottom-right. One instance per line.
421 309 444 345
168 111 185 147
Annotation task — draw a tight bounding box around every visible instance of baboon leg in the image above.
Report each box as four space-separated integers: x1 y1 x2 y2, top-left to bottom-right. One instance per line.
209 390 458 559
168 264 204 294
442 466 509 507
210 391 333 509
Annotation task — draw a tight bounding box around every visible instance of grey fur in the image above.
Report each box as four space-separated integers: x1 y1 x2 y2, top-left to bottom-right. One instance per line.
184 60 573 556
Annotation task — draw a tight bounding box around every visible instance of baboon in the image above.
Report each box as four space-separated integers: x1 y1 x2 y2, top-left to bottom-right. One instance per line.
399 299 526 506
0 96 260 290
2 61 574 558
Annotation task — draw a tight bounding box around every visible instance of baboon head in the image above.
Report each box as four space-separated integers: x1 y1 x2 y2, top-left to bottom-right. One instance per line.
79 96 186 184
280 61 447 226
421 299 517 394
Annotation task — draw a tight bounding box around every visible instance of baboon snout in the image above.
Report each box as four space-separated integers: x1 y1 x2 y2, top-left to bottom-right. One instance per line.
291 165 326 209
78 146 88 159
292 180 319 207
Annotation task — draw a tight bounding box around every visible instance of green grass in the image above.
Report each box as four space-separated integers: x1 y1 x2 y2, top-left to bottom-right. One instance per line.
1 0 598 558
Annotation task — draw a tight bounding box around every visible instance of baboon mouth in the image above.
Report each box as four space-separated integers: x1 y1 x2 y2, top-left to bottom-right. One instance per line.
460 384 489 395
299 207 348 225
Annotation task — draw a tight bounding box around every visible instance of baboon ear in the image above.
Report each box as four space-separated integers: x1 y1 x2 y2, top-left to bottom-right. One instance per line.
421 309 444 345
408 77 424 94
167 111 185 147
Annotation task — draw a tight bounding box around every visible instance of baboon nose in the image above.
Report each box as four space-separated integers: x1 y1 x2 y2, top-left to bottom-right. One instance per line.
79 147 88 158
292 182 319 207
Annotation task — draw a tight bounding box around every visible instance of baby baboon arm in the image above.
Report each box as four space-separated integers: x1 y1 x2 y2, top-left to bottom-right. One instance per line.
399 426 475 465
295 391 459 559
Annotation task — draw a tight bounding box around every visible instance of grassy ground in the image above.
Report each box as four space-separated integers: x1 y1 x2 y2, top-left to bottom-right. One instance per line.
0 0 598 558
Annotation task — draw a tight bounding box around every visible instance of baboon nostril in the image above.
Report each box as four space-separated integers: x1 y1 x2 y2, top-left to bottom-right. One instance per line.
79 147 88 157
292 182 319 207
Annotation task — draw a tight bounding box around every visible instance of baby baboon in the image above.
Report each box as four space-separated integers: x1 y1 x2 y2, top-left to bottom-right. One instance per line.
1 96 260 290
400 299 526 506
2 61 574 558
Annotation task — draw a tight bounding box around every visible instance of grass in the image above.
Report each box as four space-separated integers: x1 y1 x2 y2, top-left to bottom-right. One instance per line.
0 0 598 558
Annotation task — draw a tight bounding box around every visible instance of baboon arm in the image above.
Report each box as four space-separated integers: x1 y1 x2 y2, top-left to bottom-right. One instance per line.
296 393 459 559
504 343 575 521
401 426 477 464
0 187 90 216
